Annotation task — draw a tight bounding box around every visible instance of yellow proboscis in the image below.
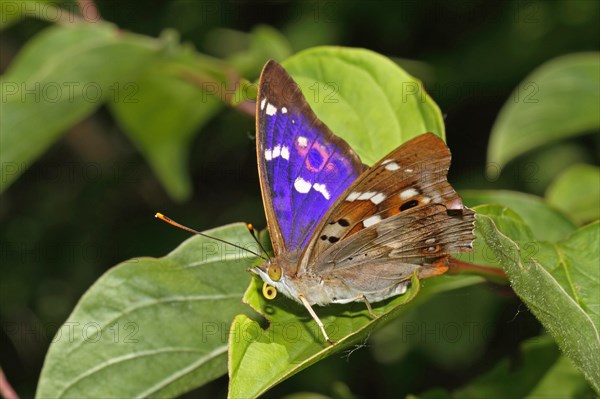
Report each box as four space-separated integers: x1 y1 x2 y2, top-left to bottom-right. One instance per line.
262 282 277 300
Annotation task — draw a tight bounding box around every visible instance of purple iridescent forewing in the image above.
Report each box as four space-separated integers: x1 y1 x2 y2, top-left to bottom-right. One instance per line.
256 61 366 254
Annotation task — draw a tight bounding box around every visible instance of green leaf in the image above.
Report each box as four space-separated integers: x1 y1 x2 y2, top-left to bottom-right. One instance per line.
546 164 600 225
228 275 421 399
282 46 445 165
475 205 600 394
227 25 293 78
108 47 223 201
0 22 160 192
488 52 600 168
418 336 594 399
460 189 576 241
36 223 259 398
0 0 52 30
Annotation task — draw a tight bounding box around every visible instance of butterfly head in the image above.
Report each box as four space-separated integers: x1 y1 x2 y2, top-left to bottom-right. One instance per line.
251 259 299 300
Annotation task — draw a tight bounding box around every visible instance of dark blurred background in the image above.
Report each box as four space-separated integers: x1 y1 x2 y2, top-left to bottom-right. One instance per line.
1 0 598 397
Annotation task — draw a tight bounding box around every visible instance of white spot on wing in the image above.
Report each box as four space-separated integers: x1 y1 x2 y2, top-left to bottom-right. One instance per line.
370 193 387 205
399 188 419 200
260 98 266 110
385 162 400 171
346 192 360 202
272 145 281 158
266 103 277 116
265 145 290 161
422 196 431 204
312 183 330 200
382 159 391 164
297 136 308 147
405 168 413 173
358 192 376 201
281 107 288 114
363 215 382 228
294 177 311 194
425 238 436 244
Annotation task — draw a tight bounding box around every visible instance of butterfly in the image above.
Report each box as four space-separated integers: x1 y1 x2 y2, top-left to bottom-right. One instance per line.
251 60 476 343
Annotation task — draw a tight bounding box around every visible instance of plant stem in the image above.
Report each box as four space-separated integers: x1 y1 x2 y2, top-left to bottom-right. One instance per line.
77 0 102 22
446 256 509 285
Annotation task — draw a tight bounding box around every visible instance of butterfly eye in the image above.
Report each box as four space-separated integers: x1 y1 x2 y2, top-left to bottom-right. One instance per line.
262 282 277 300
268 264 282 281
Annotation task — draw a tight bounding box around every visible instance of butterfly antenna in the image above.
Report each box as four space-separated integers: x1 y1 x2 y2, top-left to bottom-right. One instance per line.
155 213 267 260
246 223 272 261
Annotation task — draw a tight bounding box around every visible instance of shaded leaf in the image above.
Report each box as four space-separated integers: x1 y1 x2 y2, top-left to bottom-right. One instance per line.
475 205 600 393
488 52 600 168
36 223 258 398
371 284 502 370
545 164 600 225
417 336 594 399
527 349 596 399
109 45 223 201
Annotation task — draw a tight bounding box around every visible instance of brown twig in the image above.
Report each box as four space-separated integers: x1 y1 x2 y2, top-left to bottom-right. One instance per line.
77 0 101 22
235 100 257 118
25 4 83 24
0 368 19 399
446 256 509 285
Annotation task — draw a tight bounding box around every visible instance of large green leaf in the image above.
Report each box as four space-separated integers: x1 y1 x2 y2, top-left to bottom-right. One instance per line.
488 52 600 168
282 46 446 164
36 223 258 398
0 22 160 192
460 189 576 241
546 164 600 225
475 205 600 393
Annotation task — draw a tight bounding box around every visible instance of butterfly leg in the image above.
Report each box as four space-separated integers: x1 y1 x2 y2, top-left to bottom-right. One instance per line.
298 294 333 345
359 294 377 319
